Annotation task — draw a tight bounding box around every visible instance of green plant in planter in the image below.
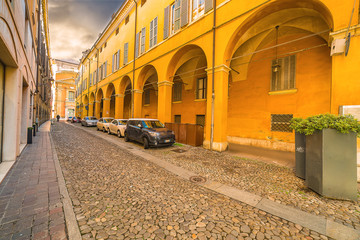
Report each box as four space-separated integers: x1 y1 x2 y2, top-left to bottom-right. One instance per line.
290 113 360 137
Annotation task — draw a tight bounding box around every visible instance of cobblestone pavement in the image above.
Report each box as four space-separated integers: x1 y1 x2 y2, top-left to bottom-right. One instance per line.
51 122 332 239
0 128 67 240
79 122 360 231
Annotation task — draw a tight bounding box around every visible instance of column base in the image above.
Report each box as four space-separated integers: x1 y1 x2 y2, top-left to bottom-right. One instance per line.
203 140 228 152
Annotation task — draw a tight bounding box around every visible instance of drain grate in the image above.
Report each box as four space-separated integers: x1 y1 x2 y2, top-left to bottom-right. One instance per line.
189 176 206 183
171 149 187 153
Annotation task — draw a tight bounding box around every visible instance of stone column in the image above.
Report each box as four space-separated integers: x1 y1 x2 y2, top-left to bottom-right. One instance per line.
204 65 230 152
132 89 143 118
103 98 111 117
157 80 173 123
115 94 125 119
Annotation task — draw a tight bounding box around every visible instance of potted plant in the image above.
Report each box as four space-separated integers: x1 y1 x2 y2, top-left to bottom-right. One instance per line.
27 127 33 144
290 114 360 200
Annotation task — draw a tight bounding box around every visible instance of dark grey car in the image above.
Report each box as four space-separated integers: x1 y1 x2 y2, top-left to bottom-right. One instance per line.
124 118 175 149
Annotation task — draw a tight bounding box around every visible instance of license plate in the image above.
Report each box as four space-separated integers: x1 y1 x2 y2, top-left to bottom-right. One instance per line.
165 139 170 143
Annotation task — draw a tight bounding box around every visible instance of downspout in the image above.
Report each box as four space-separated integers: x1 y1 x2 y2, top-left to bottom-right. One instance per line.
210 0 217 151
95 48 99 116
1 62 5 163
35 0 41 125
80 63 83 117
132 0 138 118
88 58 91 116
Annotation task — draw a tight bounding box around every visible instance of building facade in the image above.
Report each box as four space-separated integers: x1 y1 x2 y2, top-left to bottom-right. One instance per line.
75 0 360 152
0 0 52 164
53 59 78 120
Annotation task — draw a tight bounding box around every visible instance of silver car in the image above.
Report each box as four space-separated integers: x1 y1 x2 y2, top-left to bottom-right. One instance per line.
97 117 114 132
81 116 98 127
108 119 128 137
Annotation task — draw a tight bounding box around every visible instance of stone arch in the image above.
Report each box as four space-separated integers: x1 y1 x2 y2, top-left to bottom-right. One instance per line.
0 17 18 65
137 65 158 119
96 88 104 118
105 83 116 117
90 92 95 116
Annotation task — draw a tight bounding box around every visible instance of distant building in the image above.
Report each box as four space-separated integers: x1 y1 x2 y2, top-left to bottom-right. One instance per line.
52 59 78 120
0 0 52 164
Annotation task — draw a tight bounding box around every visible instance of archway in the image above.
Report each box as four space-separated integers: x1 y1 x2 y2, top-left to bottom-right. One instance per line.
167 45 208 126
83 95 89 116
120 76 132 119
96 88 104 118
90 92 95 116
138 65 158 119
106 83 116 118
225 0 333 149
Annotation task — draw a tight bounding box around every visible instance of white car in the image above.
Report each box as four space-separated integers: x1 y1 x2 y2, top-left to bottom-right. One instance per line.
108 119 128 138
81 116 98 127
97 117 114 132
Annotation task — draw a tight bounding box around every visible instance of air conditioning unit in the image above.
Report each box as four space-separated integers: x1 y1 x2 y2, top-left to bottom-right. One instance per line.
330 38 346 56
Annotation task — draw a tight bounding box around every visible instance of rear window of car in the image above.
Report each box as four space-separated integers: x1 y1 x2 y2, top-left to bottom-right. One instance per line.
142 120 164 128
119 120 127 125
103 118 113 123
89 117 97 120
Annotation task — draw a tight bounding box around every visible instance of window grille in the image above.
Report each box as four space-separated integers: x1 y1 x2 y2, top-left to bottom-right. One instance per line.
271 114 293 132
196 115 205 127
271 55 296 91
174 115 181 123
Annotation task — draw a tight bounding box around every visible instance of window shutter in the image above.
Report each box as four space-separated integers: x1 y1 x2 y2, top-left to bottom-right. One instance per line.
105 61 107 78
135 32 140 58
141 27 146 53
164 6 170 39
290 55 296 89
154 17 158 45
112 54 115 72
117 50 120 69
124 43 128 64
205 0 213 13
180 0 188 27
150 20 154 48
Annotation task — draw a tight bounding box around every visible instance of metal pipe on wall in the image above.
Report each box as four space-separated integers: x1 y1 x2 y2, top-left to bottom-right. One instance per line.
132 0 138 118
210 0 217 151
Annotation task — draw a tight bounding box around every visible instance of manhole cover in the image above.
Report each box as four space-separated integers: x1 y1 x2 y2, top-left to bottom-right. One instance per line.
189 176 206 183
171 149 187 153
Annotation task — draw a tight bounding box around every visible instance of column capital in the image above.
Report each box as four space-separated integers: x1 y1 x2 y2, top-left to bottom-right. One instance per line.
103 98 111 101
115 94 125 98
206 64 231 74
89 102 94 105
94 100 100 103
132 89 143 94
158 80 173 87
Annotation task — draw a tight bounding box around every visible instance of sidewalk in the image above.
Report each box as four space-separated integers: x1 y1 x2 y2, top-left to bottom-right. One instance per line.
0 122 68 240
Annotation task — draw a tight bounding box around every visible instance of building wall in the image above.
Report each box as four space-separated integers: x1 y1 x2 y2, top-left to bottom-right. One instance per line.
76 0 360 152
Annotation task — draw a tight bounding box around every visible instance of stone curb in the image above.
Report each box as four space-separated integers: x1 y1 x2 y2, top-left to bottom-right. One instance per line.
49 130 82 240
67 123 360 240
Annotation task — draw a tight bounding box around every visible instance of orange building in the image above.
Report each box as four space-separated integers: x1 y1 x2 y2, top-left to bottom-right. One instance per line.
53 59 78 119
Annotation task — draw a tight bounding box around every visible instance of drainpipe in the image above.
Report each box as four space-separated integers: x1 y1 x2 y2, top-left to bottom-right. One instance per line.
210 0 217 151
0 62 5 163
35 0 41 125
88 58 91 116
131 0 138 118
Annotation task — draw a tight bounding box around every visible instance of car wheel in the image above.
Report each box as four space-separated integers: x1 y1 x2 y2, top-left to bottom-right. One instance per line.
108 128 111 134
124 132 130 142
103 127 106 133
117 130 122 138
143 137 149 149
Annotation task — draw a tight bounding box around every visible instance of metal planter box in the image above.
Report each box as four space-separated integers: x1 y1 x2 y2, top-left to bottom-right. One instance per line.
295 132 306 179
305 128 357 200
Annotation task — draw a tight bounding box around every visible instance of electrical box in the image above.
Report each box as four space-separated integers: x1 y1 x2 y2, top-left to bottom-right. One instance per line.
330 38 346 56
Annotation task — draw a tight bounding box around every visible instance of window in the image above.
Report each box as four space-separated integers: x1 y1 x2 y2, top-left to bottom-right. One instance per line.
103 61 107 79
271 55 296 91
112 50 120 72
100 47 102 53
171 1 181 34
150 17 158 48
9 0 15 11
174 115 181 123
144 89 150 105
141 0 146 6
141 27 146 54
125 15 129 24
89 73 92 86
271 114 293 132
68 91 75 101
196 78 207 99
192 0 205 21
116 28 119 35
124 43 129 65
196 115 205 127
173 81 182 102
104 42 107 48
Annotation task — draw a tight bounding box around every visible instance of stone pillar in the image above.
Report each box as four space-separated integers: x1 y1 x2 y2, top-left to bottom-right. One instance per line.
94 101 101 119
204 65 230 152
115 94 125 119
157 80 173 123
103 98 111 117
133 89 143 118
88 102 94 116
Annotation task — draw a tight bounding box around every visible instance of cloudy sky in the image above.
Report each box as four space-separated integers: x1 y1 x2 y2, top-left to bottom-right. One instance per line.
49 0 125 63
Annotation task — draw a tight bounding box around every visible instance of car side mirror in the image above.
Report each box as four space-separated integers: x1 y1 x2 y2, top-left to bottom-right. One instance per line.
137 124 142 128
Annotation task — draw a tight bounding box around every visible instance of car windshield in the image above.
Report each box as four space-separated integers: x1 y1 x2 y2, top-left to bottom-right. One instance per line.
119 120 127 125
89 117 97 120
142 120 164 128
103 119 113 123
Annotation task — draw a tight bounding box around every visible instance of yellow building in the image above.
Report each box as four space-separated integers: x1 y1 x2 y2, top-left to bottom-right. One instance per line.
53 59 78 119
76 0 360 152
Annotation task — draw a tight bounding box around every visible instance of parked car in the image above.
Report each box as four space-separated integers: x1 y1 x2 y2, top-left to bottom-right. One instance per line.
124 118 175 149
108 119 128 137
67 116 73 121
72 117 81 123
81 116 98 127
97 117 114 132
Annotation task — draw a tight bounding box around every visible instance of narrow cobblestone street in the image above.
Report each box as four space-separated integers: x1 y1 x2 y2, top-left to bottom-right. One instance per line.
51 122 333 239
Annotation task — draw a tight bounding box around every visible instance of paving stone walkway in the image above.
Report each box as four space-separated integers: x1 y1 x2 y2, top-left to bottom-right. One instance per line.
51 122 334 239
0 122 67 240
